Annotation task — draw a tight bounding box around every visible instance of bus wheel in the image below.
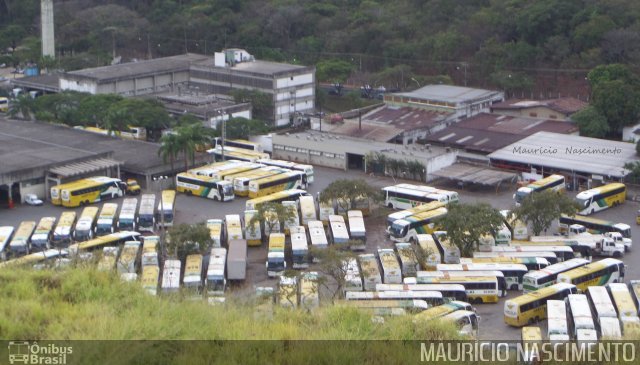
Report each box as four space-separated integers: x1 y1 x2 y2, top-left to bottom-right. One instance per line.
510 284 519 291
387 203 394 209
613 251 622 258
590 209 595 214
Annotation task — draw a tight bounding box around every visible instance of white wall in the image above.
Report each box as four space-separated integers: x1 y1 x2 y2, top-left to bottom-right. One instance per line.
60 78 97 94
209 110 253 129
425 151 458 181
19 182 45 203
276 73 313 89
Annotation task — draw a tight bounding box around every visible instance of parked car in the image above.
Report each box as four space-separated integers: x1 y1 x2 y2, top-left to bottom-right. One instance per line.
24 194 43 206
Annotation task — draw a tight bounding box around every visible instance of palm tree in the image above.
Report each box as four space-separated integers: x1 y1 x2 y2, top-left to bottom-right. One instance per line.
9 95 34 120
176 122 216 169
158 133 181 173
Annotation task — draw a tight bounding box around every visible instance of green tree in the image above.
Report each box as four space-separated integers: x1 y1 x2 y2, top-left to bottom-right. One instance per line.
308 246 356 301
77 94 124 127
591 79 640 136
315 59 354 83
225 117 270 140
319 179 381 214
512 190 581 236
103 105 129 136
174 122 216 170
247 202 299 242
8 95 34 120
572 106 609 138
166 222 213 261
158 133 181 173
440 202 504 257
231 90 273 121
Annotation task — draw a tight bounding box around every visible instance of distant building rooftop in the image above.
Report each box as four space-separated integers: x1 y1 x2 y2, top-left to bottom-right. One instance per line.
64 54 210 82
425 113 578 154
193 58 312 77
488 131 638 178
393 84 503 104
11 73 60 92
491 97 588 115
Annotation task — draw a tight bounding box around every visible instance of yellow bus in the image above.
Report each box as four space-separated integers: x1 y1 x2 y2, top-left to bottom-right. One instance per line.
51 176 125 207
575 182 626 215
52 211 77 247
0 97 8 112
233 167 290 197
245 189 309 211
413 300 474 322
175 172 234 201
244 210 262 246
207 219 224 248
8 221 36 257
73 206 99 242
0 231 141 269
299 271 320 311
75 125 147 140
514 174 565 206
416 234 441 270
225 214 243 242
556 258 624 292
248 171 308 198
157 190 176 228
460 257 549 271
210 146 269 162
208 163 263 181
386 201 446 231
503 283 577 327
96 203 118 235
607 283 640 336
389 208 448 243
30 217 56 251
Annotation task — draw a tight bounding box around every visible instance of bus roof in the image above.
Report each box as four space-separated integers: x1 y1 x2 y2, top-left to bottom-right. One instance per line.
507 283 576 306
525 258 590 279
245 189 308 209
559 258 622 280
34 217 56 233
99 203 118 217
576 183 626 199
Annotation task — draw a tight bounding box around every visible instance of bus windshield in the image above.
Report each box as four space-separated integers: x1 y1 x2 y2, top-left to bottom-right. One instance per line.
390 222 407 238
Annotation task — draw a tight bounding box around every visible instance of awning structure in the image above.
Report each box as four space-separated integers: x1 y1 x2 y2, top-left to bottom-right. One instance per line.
431 163 517 187
48 158 122 178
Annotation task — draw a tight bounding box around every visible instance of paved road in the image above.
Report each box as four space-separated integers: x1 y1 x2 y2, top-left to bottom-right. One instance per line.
1 168 639 340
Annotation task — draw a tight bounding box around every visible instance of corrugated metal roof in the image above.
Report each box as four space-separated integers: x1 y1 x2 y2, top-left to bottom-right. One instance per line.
393 85 503 104
48 158 121 177
487 131 639 177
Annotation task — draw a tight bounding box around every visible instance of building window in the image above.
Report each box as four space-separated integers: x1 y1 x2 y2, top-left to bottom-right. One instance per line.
285 146 297 152
324 152 335 158
529 112 537 117
274 145 285 150
298 148 309 154
310 150 321 156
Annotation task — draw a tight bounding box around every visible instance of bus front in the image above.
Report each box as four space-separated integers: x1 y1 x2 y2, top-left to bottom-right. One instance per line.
218 180 235 201
389 220 409 242
513 186 533 206
574 191 593 215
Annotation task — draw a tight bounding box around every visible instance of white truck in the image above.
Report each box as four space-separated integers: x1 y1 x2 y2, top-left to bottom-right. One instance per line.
530 235 624 258
227 239 247 281
568 224 632 251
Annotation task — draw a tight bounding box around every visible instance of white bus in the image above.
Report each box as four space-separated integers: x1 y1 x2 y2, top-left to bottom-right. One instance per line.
344 258 363 293
347 210 366 251
443 310 479 337
345 290 444 307
382 186 438 210
523 258 591 293
95 203 118 236
567 294 597 340
0 226 14 259
30 217 56 252
244 210 262 247
291 226 309 269
415 272 504 303
307 220 328 261
161 259 181 294
137 194 156 232
282 201 300 234
386 201 446 232
376 283 468 302
328 215 349 246
514 174 565 206
575 182 626 215
118 197 139 231
489 245 575 262
299 195 317 226
299 271 320 310
432 231 460 264
436 263 523 292
472 251 559 265
395 242 419 278
416 234 441 270
586 286 621 339
358 253 382 291
547 300 570 341
117 241 140 274
389 208 448 243
378 248 402 284
207 219 224 248
206 248 227 296
97 246 119 271
257 158 315 184
225 214 244 243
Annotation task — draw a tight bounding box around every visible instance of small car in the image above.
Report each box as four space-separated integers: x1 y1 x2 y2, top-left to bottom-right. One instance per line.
24 194 43 206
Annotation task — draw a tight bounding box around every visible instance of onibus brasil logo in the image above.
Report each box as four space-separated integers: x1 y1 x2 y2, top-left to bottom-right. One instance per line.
8 341 72 364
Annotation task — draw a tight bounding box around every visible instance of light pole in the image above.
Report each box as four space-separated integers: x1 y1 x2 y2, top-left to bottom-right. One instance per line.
154 175 169 260
410 77 421 88
216 110 226 161
457 63 468 87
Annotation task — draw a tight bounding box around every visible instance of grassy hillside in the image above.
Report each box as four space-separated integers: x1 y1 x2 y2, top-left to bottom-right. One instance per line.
0 265 463 363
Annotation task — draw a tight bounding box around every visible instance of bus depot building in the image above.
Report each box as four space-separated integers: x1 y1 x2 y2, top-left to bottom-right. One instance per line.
488 131 639 190
272 132 457 181
0 118 208 207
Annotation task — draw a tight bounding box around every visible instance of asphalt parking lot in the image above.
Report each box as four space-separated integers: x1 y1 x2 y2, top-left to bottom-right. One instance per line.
1 167 639 340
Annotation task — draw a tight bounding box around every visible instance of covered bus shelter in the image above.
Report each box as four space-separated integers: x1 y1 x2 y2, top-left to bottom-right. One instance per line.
430 162 518 192
45 158 122 199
